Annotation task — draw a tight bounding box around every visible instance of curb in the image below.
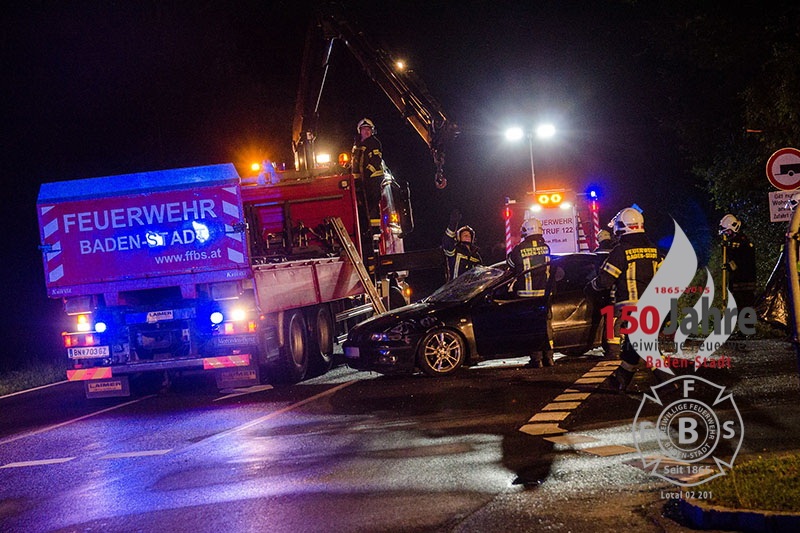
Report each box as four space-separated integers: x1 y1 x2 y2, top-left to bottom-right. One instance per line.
678 498 800 532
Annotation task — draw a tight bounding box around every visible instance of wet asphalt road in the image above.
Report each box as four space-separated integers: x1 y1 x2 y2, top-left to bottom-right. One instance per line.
1 340 798 532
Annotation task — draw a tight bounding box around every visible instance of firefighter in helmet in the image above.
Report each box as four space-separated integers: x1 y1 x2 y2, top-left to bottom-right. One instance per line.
442 209 482 281
507 217 554 367
719 213 756 309
588 207 662 390
351 118 385 224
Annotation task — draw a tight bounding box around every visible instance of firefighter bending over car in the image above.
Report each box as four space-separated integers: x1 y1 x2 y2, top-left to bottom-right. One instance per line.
443 208 482 280
587 207 663 391
507 217 554 368
352 118 385 227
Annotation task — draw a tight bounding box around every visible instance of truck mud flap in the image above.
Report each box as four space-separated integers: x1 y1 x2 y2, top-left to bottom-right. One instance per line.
84 376 130 398
215 365 260 390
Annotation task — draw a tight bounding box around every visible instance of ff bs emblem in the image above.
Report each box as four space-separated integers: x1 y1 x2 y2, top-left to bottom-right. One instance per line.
632 375 744 487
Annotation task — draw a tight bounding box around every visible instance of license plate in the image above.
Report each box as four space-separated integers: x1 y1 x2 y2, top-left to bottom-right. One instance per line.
68 345 110 359
344 346 360 359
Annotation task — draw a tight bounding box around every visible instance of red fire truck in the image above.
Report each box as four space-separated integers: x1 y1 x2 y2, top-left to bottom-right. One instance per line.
36 6 455 398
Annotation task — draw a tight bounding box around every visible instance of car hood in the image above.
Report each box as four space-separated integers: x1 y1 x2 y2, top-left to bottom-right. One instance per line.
355 300 456 331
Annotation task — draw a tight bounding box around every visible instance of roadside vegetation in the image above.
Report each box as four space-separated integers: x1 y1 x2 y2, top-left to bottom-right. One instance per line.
701 453 800 512
0 360 68 397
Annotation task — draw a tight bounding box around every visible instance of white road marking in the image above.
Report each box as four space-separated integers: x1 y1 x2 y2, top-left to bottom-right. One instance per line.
1 457 75 468
0 395 156 447
100 449 173 459
578 444 638 457
213 384 273 402
188 380 358 447
518 360 620 436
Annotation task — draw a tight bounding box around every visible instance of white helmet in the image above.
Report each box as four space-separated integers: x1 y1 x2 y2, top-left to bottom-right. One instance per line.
596 229 611 243
357 118 375 133
610 207 644 235
520 218 543 239
719 214 741 235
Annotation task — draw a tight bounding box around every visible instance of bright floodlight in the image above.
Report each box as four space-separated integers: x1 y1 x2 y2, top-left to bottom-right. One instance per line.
536 123 556 139
505 127 524 141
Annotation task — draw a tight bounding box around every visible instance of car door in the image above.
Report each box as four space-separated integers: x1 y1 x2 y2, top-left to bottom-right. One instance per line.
471 269 549 358
551 254 603 350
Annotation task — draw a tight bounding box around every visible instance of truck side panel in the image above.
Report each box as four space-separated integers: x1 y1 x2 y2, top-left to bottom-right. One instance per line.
253 258 363 314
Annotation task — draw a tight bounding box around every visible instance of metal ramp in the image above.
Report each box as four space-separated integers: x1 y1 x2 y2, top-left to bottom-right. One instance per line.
327 217 387 315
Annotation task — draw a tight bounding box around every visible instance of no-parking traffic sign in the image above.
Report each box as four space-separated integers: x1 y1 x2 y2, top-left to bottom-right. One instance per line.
766 147 800 190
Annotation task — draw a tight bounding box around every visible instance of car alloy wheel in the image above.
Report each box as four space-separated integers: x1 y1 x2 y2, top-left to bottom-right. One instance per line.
418 328 465 376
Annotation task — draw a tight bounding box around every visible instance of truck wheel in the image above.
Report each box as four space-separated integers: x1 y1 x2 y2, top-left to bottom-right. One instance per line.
307 305 334 376
417 328 465 377
274 310 309 383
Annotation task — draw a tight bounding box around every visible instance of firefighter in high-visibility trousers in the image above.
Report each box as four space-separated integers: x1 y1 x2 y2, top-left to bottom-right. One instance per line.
507 217 554 368
442 208 483 281
588 207 662 391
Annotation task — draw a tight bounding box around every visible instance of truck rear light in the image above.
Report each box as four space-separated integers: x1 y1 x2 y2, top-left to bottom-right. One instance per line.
220 320 257 335
76 314 91 332
63 332 99 348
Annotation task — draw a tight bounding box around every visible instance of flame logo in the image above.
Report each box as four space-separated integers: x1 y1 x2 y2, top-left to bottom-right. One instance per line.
628 219 737 372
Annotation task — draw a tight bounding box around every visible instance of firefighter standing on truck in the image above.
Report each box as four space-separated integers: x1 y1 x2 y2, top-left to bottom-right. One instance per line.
443 208 482 280
588 207 662 391
507 217 554 368
352 118 385 225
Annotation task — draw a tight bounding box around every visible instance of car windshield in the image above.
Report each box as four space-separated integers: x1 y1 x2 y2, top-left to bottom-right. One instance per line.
425 266 508 303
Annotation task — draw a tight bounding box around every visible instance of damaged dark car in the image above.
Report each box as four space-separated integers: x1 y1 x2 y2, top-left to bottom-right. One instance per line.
343 252 607 376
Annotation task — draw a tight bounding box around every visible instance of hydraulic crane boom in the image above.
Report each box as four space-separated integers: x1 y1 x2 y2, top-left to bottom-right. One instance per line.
293 3 459 188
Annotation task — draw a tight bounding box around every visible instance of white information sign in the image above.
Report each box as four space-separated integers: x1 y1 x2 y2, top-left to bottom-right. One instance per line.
538 208 578 253
768 190 798 222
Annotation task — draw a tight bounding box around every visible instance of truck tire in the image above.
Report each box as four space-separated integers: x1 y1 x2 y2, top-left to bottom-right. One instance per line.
273 310 309 384
307 305 334 376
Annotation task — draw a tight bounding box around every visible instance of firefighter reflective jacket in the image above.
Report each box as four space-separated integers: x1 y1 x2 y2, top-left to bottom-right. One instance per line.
442 226 482 281
507 235 551 298
591 232 661 306
352 134 385 221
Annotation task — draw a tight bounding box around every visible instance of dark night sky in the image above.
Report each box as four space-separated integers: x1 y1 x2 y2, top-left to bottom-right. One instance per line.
0 1 756 365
